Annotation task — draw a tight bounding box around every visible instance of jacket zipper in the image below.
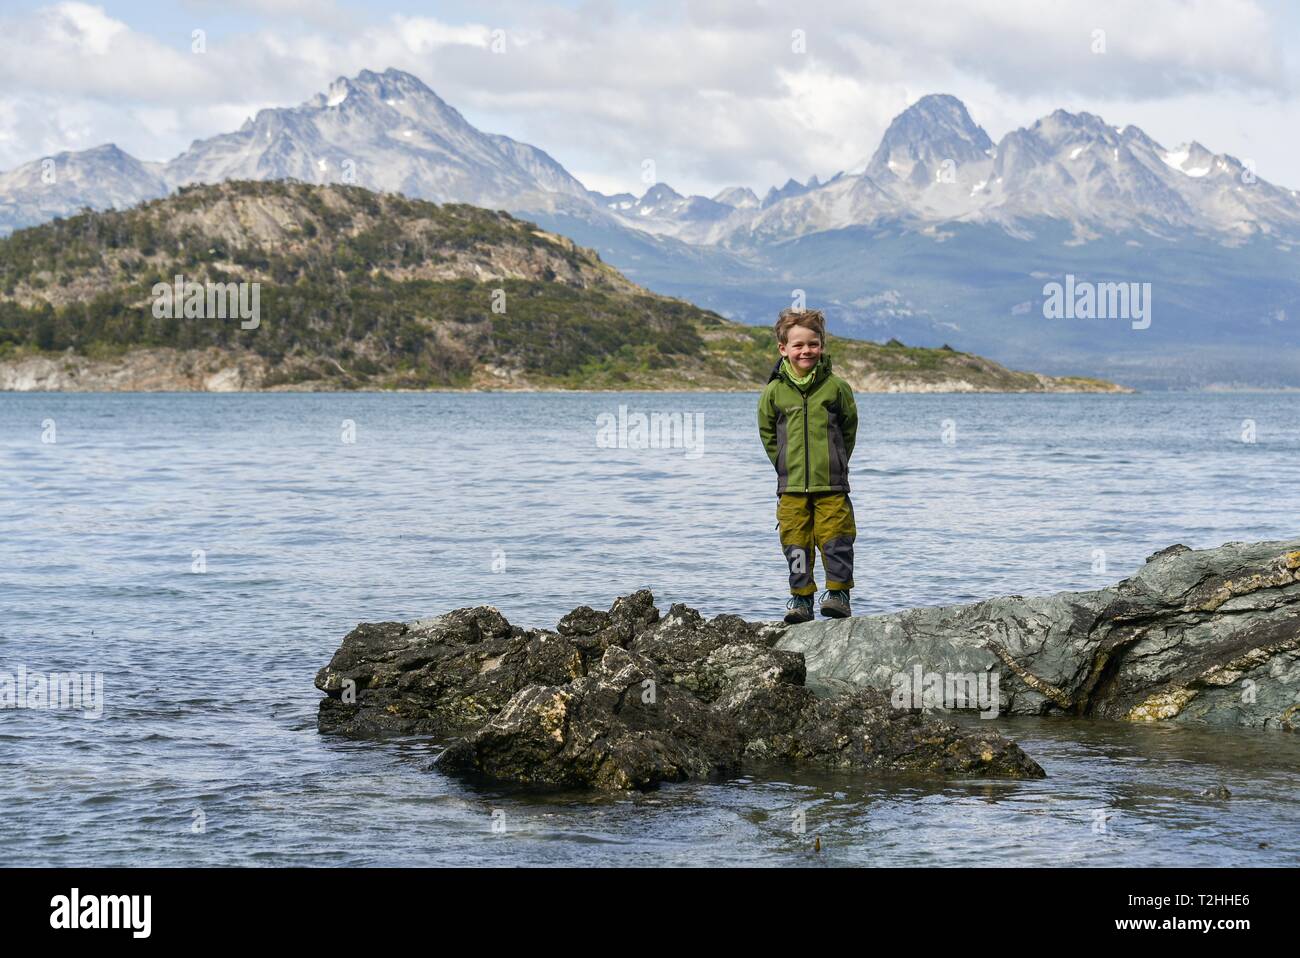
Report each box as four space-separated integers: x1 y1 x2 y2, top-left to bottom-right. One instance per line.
801 389 809 492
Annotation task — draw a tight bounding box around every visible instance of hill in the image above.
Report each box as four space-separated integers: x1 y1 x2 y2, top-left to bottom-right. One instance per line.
0 180 1127 393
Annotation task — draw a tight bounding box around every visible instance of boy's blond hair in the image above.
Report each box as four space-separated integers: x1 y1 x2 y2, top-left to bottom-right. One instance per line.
775 307 826 345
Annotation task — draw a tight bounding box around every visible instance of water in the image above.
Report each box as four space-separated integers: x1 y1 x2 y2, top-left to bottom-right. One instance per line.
1 391 1297 866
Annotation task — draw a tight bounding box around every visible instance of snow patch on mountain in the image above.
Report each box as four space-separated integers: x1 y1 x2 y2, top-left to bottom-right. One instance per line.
326 82 349 107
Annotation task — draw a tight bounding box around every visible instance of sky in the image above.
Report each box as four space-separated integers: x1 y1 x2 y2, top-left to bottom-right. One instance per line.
0 0 1296 197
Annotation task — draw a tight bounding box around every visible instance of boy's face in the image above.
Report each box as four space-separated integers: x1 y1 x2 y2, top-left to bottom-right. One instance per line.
779 325 823 373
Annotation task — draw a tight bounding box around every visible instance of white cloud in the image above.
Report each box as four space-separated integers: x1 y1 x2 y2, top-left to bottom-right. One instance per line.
0 0 1293 196
388 15 495 52
44 1 125 56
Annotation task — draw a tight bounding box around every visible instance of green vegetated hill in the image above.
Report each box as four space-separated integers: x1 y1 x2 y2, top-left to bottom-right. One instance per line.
0 180 1128 392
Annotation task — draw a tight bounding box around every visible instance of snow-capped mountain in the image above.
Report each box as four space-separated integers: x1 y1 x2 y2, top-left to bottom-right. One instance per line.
591 181 735 226
0 69 597 237
626 94 1300 245
4 75 1297 246
165 68 589 208
865 94 994 186
970 109 1300 240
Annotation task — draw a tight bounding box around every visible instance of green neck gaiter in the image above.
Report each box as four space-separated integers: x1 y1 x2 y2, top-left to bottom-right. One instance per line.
782 357 818 387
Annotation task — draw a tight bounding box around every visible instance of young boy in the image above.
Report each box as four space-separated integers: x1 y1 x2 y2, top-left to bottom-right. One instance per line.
756 308 858 624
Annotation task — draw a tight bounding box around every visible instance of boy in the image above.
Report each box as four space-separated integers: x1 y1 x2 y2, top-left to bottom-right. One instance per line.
756 308 858 624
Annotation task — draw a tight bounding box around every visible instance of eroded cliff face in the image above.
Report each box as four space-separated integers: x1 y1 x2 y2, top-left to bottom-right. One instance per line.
777 539 1300 731
0 349 271 392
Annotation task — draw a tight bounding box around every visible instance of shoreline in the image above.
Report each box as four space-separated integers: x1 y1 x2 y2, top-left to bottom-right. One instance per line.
1 384 1149 395
0 343 1136 395
10 381 1300 394
0 360 1139 395
14 383 1300 394
19 347 1300 393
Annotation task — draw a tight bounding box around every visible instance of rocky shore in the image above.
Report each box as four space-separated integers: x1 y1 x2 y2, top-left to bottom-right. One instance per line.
0 348 269 392
315 592 1045 790
315 537 1298 791
777 538 1300 730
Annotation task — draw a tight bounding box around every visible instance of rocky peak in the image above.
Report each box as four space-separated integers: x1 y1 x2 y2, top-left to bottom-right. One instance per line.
761 176 819 208
713 186 760 209
1031 108 1119 147
640 182 684 206
865 93 994 184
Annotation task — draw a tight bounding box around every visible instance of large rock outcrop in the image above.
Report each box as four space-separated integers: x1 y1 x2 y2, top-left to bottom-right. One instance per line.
316 591 1044 790
777 538 1300 730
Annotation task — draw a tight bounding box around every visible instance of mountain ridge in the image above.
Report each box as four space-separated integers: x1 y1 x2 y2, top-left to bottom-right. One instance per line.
1 68 1296 388
7 69 1296 242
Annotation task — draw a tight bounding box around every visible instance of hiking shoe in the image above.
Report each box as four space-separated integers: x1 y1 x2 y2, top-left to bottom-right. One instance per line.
819 589 851 618
784 594 815 624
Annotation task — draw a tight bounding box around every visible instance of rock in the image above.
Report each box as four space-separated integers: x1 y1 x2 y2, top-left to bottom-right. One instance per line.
555 604 612 637
436 646 744 790
317 590 1046 790
776 538 1300 730
1200 785 1231 799
314 607 583 737
628 602 766 687
748 686 1042 777
1146 543 1192 563
0 346 271 391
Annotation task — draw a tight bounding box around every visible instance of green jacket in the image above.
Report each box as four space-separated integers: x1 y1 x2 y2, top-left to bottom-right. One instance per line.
757 356 858 495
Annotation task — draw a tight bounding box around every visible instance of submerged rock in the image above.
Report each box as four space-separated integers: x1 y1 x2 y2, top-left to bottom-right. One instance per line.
776 538 1300 730
316 589 1044 790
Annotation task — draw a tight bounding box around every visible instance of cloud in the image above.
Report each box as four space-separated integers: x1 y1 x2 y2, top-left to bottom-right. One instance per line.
1 3 205 102
0 0 1293 195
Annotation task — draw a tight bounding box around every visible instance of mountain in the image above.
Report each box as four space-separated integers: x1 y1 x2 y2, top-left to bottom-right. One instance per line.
0 180 1125 393
549 96 1300 388
5 73 1298 247
712 186 760 209
640 98 1300 246
165 68 590 208
0 144 169 236
762 175 822 207
1 71 1297 387
597 181 736 227
864 94 994 186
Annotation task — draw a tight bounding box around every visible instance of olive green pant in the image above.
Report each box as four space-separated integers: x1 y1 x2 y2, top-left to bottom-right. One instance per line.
777 492 856 595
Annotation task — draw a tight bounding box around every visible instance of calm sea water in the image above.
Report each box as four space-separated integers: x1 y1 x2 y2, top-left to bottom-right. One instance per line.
1 390 1297 866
